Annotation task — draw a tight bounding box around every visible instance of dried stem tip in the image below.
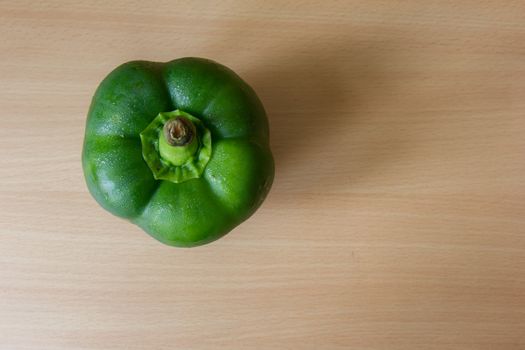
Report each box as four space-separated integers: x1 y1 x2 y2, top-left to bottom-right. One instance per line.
163 117 193 146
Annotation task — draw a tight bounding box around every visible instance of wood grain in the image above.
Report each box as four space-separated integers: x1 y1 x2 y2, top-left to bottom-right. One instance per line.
1 1 524 349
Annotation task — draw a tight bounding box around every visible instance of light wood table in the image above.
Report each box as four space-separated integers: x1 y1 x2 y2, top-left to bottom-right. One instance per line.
1 1 524 349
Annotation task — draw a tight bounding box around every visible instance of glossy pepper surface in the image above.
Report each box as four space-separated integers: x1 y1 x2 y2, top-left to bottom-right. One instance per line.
82 58 274 247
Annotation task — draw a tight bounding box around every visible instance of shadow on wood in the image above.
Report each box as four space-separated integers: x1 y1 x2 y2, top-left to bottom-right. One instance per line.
244 34 409 193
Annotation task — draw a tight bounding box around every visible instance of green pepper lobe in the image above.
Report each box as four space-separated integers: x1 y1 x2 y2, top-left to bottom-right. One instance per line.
82 58 274 247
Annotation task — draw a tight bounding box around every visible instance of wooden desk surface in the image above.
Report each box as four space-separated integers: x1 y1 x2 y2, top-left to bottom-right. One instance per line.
1 1 524 349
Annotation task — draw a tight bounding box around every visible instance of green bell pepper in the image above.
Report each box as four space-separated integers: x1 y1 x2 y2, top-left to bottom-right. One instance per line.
82 58 274 247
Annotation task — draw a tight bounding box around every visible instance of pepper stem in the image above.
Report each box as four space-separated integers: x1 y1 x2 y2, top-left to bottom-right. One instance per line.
159 117 199 166
164 117 193 146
